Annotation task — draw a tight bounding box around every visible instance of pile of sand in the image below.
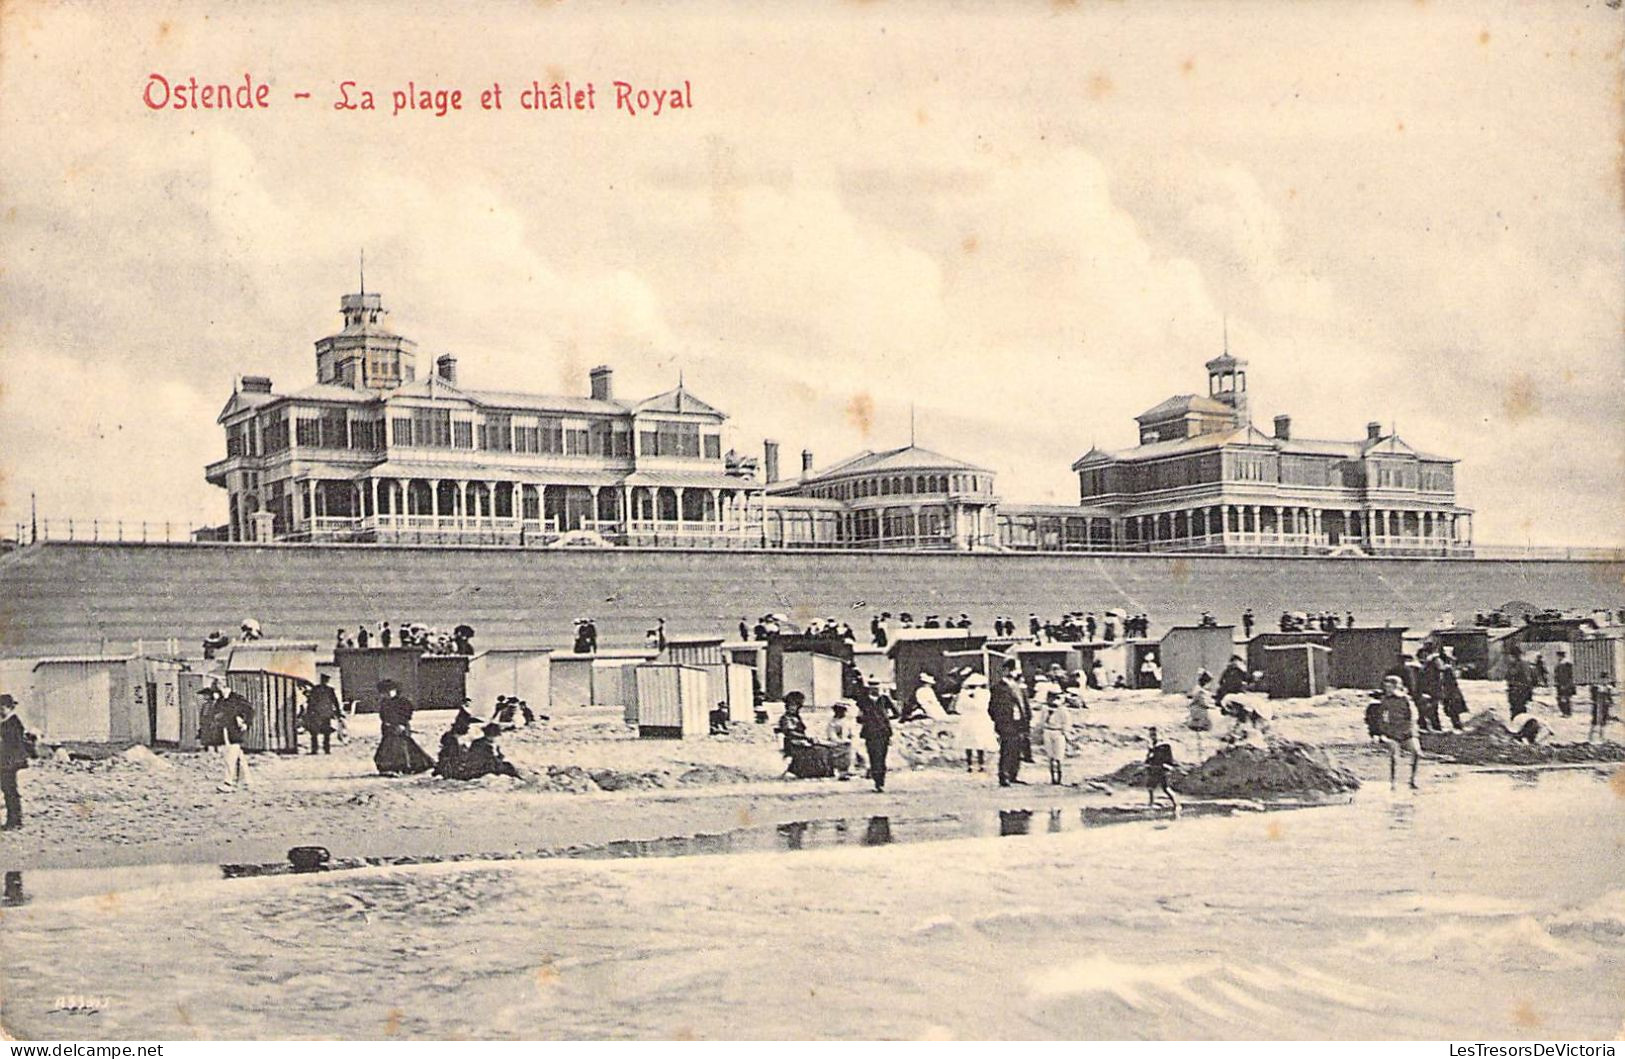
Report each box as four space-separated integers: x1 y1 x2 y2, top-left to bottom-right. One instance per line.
1419 712 1625 765
893 722 963 767
1105 739 1360 797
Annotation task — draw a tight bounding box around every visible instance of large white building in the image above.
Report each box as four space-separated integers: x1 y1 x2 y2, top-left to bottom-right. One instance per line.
208 290 1472 556
207 288 768 546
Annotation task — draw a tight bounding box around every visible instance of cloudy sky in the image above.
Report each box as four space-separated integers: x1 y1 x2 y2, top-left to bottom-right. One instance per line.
2 0 1621 545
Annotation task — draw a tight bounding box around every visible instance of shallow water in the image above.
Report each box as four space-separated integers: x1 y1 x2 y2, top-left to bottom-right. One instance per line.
1 768 1620 1039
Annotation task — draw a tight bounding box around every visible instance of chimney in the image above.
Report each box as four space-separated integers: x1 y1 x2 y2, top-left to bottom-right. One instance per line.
435 354 458 386
1273 414 1291 440
1366 420 1382 441
801 449 814 476
589 365 614 401
240 375 273 394
763 440 780 484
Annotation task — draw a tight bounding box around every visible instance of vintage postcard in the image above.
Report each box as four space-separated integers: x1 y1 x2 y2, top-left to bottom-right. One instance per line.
1 0 1622 1044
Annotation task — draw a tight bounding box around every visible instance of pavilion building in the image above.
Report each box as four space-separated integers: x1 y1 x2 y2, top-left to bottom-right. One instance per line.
206 288 766 546
1060 349 1473 556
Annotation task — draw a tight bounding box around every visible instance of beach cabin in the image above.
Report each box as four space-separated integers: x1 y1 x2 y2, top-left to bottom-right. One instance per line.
887 630 988 705
465 648 553 716
1246 632 1332 677
1011 644 1080 687
1159 626 1236 698
1328 627 1405 689
850 646 892 688
225 641 318 753
764 633 855 700
1260 642 1332 699
1124 641 1164 690
1422 627 1491 680
780 652 845 708
634 664 709 738
335 646 469 712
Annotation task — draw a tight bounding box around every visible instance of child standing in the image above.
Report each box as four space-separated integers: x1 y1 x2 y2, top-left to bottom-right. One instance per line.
1144 727 1179 812
1040 691 1069 785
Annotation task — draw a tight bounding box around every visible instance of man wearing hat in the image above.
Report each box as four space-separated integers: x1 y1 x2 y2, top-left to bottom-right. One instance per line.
1 693 34 830
300 673 341 755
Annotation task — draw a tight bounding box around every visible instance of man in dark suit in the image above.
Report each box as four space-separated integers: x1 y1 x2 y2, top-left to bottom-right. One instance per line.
989 673 1025 787
301 674 341 755
854 684 892 793
1554 650 1576 718
1 694 32 830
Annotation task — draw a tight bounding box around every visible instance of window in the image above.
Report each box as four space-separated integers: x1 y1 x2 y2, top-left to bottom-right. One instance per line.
319 409 348 449
639 421 701 457
391 417 414 447
226 423 247 457
295 414 320 447
452 421 474 449
538 418 563 454
411 409 452 448
565 426 589 456
514 424 539 453
357 418 384 450
703 434 721 460
481 415 512 452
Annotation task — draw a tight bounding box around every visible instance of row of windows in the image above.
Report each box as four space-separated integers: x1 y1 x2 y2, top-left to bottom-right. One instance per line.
804 473 991 502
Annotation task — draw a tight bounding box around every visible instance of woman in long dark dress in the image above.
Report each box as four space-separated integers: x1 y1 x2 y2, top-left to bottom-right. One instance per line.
374 680 434 775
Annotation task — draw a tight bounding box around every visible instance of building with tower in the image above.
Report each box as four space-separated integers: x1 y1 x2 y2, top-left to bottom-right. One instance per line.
1059 347 1474 556
206 286 1470 556
206 285 767 546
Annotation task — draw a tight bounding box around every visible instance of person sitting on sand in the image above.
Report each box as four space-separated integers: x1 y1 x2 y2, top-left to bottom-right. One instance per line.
1506 702 1548 745
774 693 810 754
1216 656 1249 715
905 673 947 723
434 714 474 779
825 701 857 780
1379 674 1422 789
462 723 520 780
1144 727 1179 812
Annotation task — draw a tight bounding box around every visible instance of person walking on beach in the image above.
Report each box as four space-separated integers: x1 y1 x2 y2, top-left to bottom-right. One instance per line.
1416 647 1444 732
1379 674 1421 790
1504 645 1535 717
0 694 34 831
299 673 340 755
1144 727 1179 813
374 679 434 776
1242 609 1255 639
1554 650 1576 718
855 684 892 792
216 684 256 792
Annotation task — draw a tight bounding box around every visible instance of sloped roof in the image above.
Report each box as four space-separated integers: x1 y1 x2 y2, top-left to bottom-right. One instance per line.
288 383 384 404
1135 393 1235 422
216 389 278 423
803 445 988 482
1098 424 1279 464
624 471 761 491
633 385 726 418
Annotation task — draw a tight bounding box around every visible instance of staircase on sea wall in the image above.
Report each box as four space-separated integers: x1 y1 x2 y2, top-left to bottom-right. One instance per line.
0 541 1620 659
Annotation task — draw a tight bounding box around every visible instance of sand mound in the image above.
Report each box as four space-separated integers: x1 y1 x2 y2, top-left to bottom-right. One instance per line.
894 723 963 767
676 763 754 786
1105 739 1360 797
588 768 669 791
1420 713 1625 765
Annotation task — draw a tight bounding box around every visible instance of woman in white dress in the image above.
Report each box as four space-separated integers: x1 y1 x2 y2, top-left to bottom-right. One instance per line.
955 673 998 773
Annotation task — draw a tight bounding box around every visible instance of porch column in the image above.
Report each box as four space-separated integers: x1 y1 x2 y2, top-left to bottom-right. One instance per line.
430 479 441 520
306 479 317 526
711 489 722 532
370 478 380 522
589 486 601 530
